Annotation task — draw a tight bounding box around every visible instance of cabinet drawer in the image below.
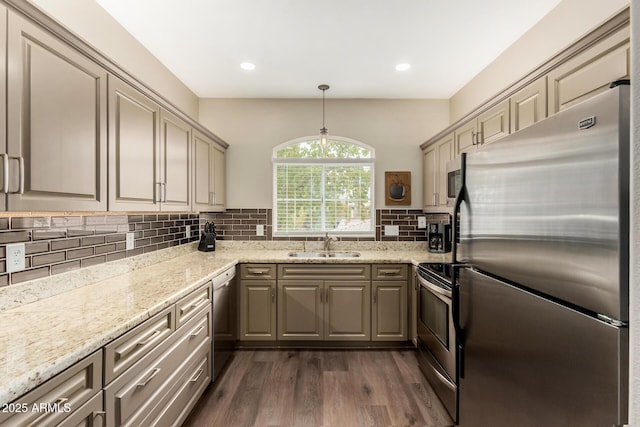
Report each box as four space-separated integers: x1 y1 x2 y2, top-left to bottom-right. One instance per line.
278 264 371 280
176 282 212 329
105 305 211 427
56 391 104 427
148 342 211 427
0 351 102 426
104 305 175 385
240 264 276 280
373 264 408 280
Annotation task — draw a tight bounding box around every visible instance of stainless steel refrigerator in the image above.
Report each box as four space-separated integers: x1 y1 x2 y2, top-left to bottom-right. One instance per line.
454 83 629 427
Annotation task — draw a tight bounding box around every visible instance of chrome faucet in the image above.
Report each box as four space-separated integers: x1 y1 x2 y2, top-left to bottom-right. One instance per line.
323 232 337 252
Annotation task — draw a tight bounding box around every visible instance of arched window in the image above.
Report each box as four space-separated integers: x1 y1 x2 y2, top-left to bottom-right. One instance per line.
273 136 375 236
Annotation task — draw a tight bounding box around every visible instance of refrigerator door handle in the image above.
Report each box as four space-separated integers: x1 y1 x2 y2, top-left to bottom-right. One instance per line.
451 153 466 264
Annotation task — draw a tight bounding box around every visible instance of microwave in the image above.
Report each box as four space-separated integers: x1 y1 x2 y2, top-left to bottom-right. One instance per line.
446 158 462 207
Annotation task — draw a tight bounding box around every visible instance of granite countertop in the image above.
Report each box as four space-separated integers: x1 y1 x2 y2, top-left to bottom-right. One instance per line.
0 243 450 405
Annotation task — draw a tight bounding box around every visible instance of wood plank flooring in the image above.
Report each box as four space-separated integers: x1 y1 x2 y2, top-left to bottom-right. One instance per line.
183 349 454 427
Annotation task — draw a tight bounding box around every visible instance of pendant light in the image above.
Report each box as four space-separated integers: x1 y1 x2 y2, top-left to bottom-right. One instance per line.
318 84 330 149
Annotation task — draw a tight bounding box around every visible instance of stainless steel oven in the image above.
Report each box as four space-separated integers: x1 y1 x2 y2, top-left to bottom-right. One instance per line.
416 263 457 422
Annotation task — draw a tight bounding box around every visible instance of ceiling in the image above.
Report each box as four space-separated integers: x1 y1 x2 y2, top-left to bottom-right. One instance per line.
95 0 563 99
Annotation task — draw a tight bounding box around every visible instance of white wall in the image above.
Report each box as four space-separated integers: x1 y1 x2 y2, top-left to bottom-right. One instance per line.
29 0 199 119
629 1 639 424
449 0 629 122
198 98 449 209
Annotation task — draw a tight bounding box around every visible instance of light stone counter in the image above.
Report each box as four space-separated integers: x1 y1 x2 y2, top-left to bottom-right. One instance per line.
0 242 450 405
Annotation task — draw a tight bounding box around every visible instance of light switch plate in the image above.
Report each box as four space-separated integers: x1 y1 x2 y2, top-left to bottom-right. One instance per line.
6 243 25 273
256 224 264 236
417 216 427 229
125 232 135 250
385 225 399 236
186 225 191 238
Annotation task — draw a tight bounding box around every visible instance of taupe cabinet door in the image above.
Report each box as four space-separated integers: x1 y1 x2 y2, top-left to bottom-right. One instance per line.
108 76 160 211
7 11 107 211
325 281 371 340
160 109 191 211
510 77 547 132
372 281 407 341
192 130 226 211
278 280 323 340
240 279 276 340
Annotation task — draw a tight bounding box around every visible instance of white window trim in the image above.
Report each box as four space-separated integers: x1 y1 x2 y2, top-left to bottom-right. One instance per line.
272 135 375 238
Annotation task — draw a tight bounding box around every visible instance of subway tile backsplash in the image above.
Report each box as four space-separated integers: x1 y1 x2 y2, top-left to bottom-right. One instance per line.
201 208 428 242
0 213 199 287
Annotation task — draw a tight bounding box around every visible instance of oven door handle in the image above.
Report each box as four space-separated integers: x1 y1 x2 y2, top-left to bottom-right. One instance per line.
452 267 465 379
418 276 452 299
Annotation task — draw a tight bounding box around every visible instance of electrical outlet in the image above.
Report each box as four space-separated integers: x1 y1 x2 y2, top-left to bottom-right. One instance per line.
6 243 25 273
385 225 399 236
125 232 135 250
256 224 264 236
186 225 191 238
417 216 427 229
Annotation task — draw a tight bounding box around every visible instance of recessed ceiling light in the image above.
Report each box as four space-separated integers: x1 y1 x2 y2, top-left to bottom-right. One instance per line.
395 63 411 71
240 62 256 71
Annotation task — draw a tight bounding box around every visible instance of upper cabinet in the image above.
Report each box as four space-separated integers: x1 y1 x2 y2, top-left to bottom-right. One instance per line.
421 8 629 211
160 109 192 211
423 133 452 212
454 100 510 158
6 10 107 211
0 2 228 213
510 77 547 133
108 76 161 211
547 25 630 114
192 130 226 212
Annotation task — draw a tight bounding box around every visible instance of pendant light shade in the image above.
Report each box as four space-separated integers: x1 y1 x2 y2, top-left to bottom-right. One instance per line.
318 84 329 149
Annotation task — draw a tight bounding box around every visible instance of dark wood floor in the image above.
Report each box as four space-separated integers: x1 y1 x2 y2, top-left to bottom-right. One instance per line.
183 349 453 427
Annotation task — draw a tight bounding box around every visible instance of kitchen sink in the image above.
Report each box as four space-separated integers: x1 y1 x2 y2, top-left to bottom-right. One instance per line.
287 251 360 258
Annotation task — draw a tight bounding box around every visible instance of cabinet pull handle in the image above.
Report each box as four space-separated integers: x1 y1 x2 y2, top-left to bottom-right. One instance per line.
17 156 24 194
162 182 167 202
248 268 267 275
212 192 216 205
189 368 205 383
156 182 162 203
190 325 205 338
137 329 161 346
137 367 161 388
271 288 275 303
0 154 8 194
94 411 107 426
181 299 206 315
319 288 323 303
54 397 69 405
434 192 439 206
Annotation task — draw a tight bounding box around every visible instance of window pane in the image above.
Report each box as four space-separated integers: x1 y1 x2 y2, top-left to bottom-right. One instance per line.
274 139 373 235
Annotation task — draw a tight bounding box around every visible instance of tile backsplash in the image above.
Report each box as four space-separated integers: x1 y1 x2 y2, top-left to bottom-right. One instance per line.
201 208 428 242
0 213 199 287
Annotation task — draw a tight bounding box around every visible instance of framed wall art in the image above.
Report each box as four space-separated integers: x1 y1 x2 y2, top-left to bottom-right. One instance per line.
385 171 411 205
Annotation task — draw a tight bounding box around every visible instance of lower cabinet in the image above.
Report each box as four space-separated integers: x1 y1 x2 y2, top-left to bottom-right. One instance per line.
372 264 408 341
277 279 371 341
104 303 212 427
239 264 277 341
0 351 103 427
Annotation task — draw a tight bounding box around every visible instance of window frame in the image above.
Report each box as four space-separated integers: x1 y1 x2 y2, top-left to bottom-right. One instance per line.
272 136 375 238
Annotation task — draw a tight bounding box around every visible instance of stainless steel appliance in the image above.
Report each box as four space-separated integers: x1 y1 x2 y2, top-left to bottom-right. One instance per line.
445 157 462 207
211 266 237 381
454 83 629 426
416 262 457 422
426 214 452 253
